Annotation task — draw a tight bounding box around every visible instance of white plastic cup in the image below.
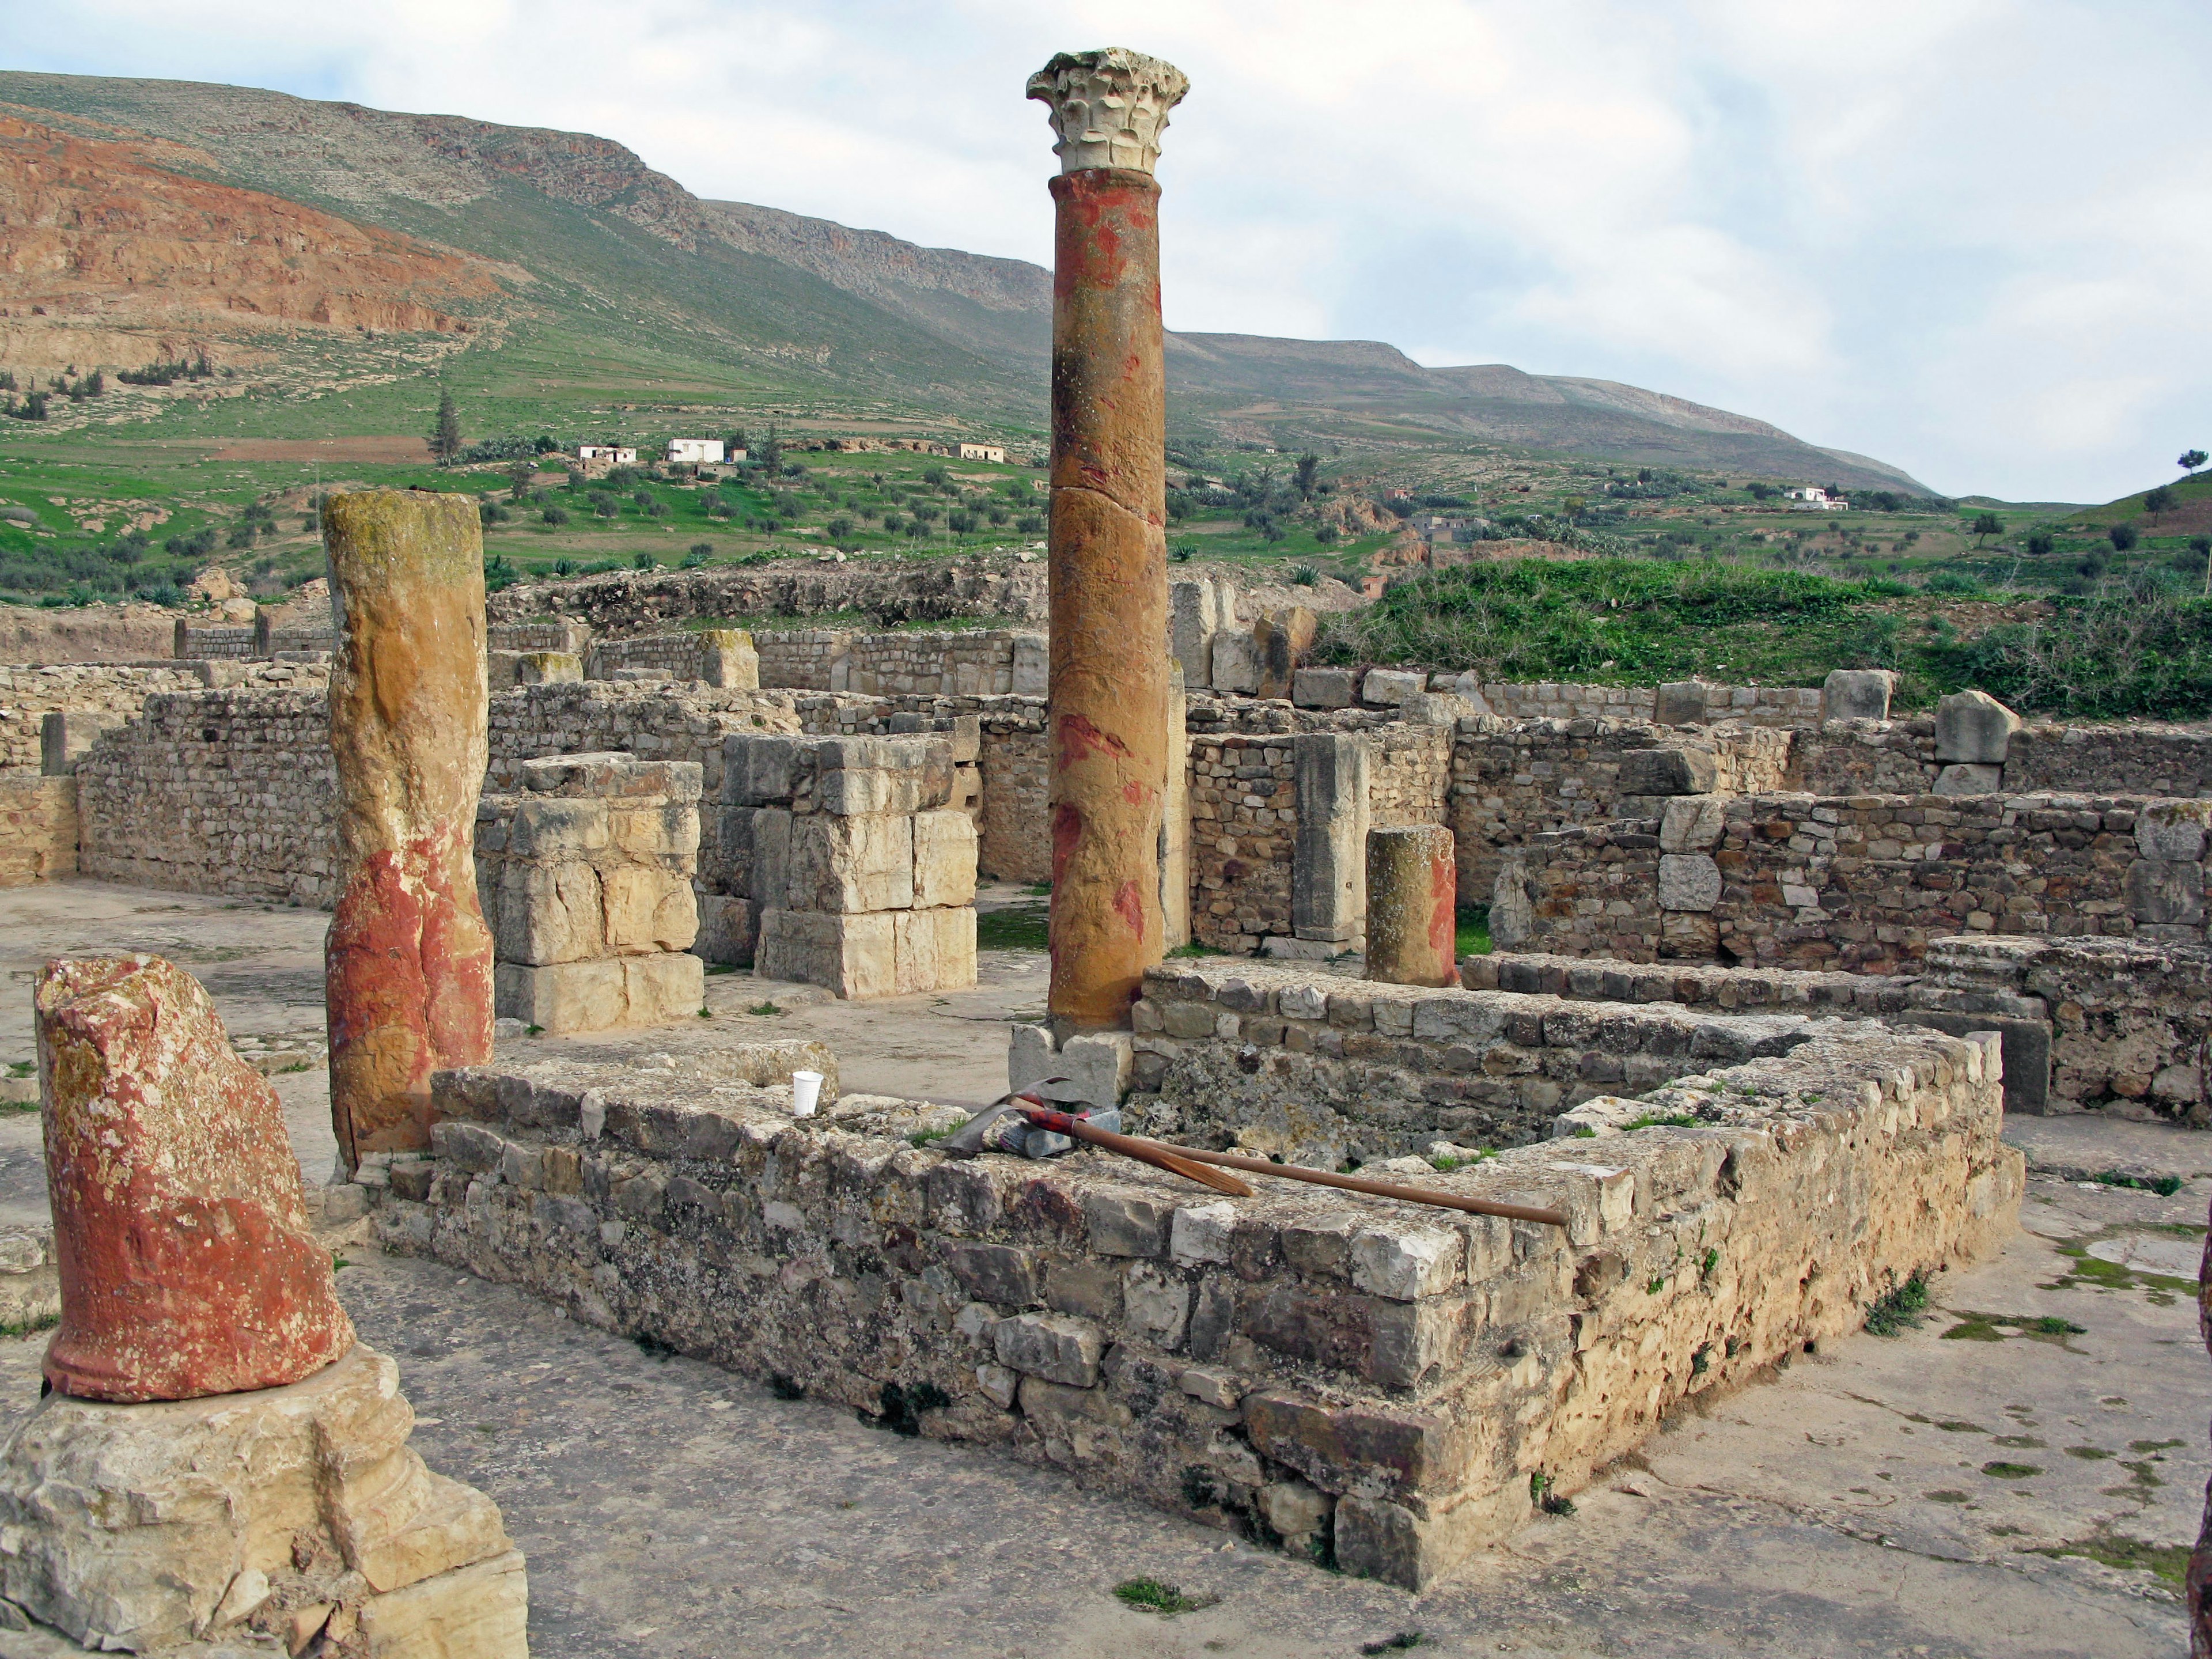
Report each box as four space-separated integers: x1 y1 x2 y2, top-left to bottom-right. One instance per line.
790 1070 824 1117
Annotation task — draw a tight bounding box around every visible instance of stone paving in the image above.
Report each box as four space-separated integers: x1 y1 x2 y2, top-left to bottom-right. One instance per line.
0 880 2202 1654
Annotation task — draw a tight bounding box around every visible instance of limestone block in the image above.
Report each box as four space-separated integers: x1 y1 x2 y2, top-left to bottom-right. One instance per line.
623 953 707 1024
696 628 760 690
2137 800 2212 862
994 1313 1105 1388
1007 1024 1130 1109
2127 858 2205 927
1169 578 1222 687
1653 680 1715 725
514 650 581 685
913 809 980 908
608 803 702 863
1935 688 2021 763
1658 794 1726 853
39 711 121 777
1820 668 1895 723
522 752 702 802
1659 910 1718 957
895 905 978 994
1012 632 1049 696
1934 763 2003 797
1364 825 1456 987
1361 668 1425 707
1291 667 1356 708
1488 861 1534 949
818 739 953 816
1401 692 1475 726
1618 747 1717 796
787 812 914 912
1293 732 1370 943
755 908 897 999
723 734 802 806
495 959 624 1032
1210 631 1260 695
743 807 792 906
505 796 609 861
495 861 604 965
1259 1479 1333 1551
601 865 699 953
34 956 354 1403
0 1345 521 1655
1657 853 1723 912
1255 608 1317 699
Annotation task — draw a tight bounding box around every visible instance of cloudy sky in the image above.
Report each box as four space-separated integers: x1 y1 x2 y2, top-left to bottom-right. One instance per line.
6 1 2206 501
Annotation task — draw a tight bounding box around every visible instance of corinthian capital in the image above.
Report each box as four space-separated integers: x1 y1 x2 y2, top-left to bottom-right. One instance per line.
1027 48 1190 176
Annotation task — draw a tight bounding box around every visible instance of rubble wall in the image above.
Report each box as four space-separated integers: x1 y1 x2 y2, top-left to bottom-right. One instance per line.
0 775 76 886
380 1014 2018 1590
0 661 324 770
485 562 1050 636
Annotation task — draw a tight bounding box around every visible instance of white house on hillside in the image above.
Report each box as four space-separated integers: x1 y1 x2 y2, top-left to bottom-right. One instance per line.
958 442 1007 464
578 445 637 465
1786 487 1849 511
666 438 725 465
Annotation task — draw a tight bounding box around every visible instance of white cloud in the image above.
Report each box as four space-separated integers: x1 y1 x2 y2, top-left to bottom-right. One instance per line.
2 0 2206 499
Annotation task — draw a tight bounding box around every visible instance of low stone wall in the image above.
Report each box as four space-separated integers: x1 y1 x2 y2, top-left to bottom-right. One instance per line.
1922 934 2212 1123
0 775 76 886
2004 722 2212 797
1449 720 1791 893
488 562 1050 635
1191 735 1297 952
1128 961 1829 1164
753 629 1046 698
584 630 759 688
1475 679 1823 728
1496 790 2208 976
381 1012 2019 1589
0 661 323 770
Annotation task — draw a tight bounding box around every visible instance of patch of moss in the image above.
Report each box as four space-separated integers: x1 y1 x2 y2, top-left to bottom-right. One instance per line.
1112 1577 1215 1616
2030 1532 2190 1585
1981 1461 2041 1479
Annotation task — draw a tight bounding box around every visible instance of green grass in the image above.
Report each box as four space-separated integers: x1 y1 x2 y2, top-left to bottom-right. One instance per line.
976 902 1050 952
1865 1272 1930 1336
747 1001 783 1017
1111 1577 1214 1616
2091 1170 2184 1197
1455 903 1491 959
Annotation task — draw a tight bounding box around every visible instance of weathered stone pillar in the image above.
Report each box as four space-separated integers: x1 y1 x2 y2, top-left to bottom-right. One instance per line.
324 488 495 1171
1028 48 1189 1032
1292 732 1370 949
36 955 354 1403
1161 661 1191 948
1365 825 1458 986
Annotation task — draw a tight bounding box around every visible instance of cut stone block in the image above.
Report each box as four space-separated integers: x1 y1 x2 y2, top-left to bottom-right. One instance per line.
495 862 604 966
2127 857 2205 927
1657 853 1723 912
1255 607 1317 700
1934 763 2003 797
695 893 759 966
514 650 581 685
722 734 802 806
1935 689 2021 764
2137 800 2212 862
521 752 700 801
1291 666 1356 709
695 627 759 689
1618 747 1717 797
1007 1024 1131 1110
1361 668 1426 707
1012 632 1048 697
1401 691 1475 726
1210 631 1260 695
1820 668 1895 723
755 908 897 999
0 1343 523 1656
507 796 611 862
1293 733 1370 943
895 905 978 994
1658 794 1727 853
912 809 979 908
1653 680 1715 725
608 802 701 861
787 812 914 912
494 954 704 1032
601 865 699 953
1170 577 1227 688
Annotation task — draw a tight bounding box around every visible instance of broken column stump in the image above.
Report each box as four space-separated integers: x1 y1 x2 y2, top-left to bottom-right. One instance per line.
35 953 353 1403
1028 48 1188 1033
324 487 496 1171
1365 825 1457 987
3 952 527 1654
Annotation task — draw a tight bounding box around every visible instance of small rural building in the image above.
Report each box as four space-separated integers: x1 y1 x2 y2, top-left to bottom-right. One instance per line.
578 445 638 465
666 438 726 465
957 443 1007 464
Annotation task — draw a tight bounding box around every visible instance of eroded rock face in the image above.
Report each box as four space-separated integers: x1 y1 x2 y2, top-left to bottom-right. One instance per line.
36 954 354 1404
324 488 496 1167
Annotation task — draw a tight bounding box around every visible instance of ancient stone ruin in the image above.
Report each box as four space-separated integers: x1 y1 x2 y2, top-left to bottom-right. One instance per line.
0 955 524 1654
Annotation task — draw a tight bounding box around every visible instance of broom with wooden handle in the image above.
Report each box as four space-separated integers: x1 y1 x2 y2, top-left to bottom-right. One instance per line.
1012 1100 1567 1227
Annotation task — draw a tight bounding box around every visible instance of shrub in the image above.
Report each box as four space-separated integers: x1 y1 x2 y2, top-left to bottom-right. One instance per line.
2145 485 2179 514
2110 522 2139 551
540 506 569 526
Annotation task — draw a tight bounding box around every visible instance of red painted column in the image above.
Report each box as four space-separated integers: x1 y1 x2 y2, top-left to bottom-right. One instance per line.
1028 48 1190 1033
324 488 495 1168
38 955 354 1402
1365 825 1459 987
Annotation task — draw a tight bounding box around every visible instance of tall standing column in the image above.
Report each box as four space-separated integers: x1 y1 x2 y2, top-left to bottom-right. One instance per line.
324 488 495 1169
1028 47 1190 1032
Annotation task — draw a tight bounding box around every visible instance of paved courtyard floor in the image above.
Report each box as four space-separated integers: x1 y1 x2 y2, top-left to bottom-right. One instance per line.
0 880 2204 1656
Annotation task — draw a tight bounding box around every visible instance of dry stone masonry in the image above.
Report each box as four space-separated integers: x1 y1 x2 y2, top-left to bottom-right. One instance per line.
477 752 707 1033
